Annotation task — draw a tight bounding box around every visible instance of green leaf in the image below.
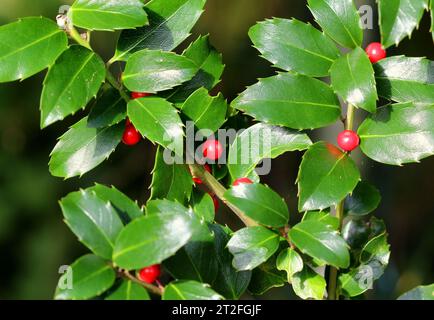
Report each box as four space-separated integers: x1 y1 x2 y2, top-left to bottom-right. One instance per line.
231 73 341 130
163 35 225 104
302 211 339 230
113 206 200 269
276 248 304 282
227 227 280 271
112 0 206 61
330 47 378 113
307 0 363 48
191 191 215 222
249 18 340 77
248 258 286 295
123 50 198 93
358 103 434 165
87 184 143 223
374 56 434 105
69 0 148 31
228 123 312 181
105 280 150 300
209 224 252 299
181 88 227 132
398 284 434 300
224 183 289 227
49 117 123 178
289 220 350 268
292 265 326 300
40 46 106 128
164 234 218 284
88 88 126 128
60 189 124 259
127 97 184 151
55 254 115 300
345 181 381 216
339 233 390 297
298 142 360 211
379 0 429 48
0 17 68 83
163 280 223 300
150 147 193 204
342 218 371 250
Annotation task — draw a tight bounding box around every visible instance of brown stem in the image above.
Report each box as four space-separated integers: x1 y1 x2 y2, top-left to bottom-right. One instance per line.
121 269 163 296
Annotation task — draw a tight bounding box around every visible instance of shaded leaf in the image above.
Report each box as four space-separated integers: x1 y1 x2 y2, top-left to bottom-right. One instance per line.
88 88 126 128
398 284 434 300
345 181 381 216
248 258 286 295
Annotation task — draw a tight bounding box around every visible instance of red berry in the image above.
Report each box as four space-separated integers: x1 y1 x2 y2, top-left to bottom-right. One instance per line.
138 264 161 284
125 118 131 126
210 193 219 213
365 42 386 64
203 139 223 161
233 177 253 186
122 125 141 146
192 164 212 184
131 92 152 99
337 130 360 152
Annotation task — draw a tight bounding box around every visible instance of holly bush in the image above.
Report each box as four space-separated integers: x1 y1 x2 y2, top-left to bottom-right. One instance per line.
0 0 433 300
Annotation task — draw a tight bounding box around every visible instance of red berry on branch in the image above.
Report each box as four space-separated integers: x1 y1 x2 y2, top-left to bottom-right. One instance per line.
337 130 360 152
192 164 212 184
203 139 223 161
131 92 152 99
365 42 386 64
122 125 141 146
138 264 161 284
233 177 253 186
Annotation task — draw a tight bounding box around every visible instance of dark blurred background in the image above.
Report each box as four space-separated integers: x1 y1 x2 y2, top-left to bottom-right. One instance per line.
0 0 433 299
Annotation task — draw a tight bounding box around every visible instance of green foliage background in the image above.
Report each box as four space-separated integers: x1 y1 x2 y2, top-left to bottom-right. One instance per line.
0 0 433 299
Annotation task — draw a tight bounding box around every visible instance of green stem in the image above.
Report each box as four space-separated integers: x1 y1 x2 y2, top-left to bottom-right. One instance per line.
68 26 92 50
188 164 258 227
346 103 355 131
105 70 130 102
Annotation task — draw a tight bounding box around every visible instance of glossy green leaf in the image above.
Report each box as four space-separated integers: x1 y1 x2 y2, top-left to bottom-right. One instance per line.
191 191 215 222
379 0 428 48
49 118 123 178
150 147 193 204
40 46 106 128
358 103 434 165
345 181 381 216
55 254 115 300
0 17 68 83
163 280 223 300
228 123 312 181
113 207 200 269
276 248 303 282
289 220 350 268
249 18 340 77
88 89 126 128
231 73 341 130
69 0 148 31
164 234 218 284
88 184 143 223
248 258 286 295
112 0 206 61
60 189 123 259
398 284 434 300
330 47 378 113
224 183 289 227
342 218 371 249
298 142 360 211
302 211 339 230
307 0 363 48
163 35 225 104
105 280 150 300
127 97 184 151
374 56 434 105
227 227 280 271
292 265 326 300
123 50 198 93
210 224 252 299
181 88 227 132
339 233 390 297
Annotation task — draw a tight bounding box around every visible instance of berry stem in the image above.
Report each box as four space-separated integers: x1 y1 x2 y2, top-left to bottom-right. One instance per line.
345 103 355 131
121 269 163 296
67 25 92 50
188 164 258 227
105 70 130 102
